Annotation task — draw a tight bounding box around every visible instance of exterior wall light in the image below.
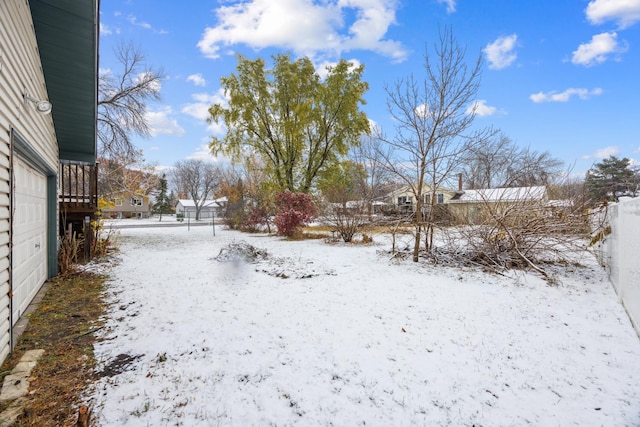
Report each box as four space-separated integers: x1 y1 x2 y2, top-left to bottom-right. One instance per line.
23 88 52 114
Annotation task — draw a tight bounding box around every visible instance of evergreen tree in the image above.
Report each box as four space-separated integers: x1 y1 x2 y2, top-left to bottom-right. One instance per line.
153 174 173 220
585 156 639 204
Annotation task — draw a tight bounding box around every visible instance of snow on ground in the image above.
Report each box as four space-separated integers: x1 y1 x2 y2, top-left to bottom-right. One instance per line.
89 220 640 426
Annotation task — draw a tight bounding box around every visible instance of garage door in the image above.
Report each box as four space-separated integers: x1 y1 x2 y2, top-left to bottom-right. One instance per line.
12 156 47 325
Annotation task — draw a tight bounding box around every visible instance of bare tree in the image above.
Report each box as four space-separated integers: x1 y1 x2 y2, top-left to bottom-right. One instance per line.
379 27 491 262
97 153 158 201
98 42 164 159
509 148 565 187
171 159 221 220
351 133 395 205
462 132 519 189
463 132 564 189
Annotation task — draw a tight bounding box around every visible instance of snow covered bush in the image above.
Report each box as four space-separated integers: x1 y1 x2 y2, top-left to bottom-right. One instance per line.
274 191 318 237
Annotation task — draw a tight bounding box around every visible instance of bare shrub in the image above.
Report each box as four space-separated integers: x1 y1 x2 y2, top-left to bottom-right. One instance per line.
442 187 591 280
324 201 370 243
58 232 82 277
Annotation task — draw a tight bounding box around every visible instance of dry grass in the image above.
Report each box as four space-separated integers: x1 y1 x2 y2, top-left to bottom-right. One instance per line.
0 272 106 426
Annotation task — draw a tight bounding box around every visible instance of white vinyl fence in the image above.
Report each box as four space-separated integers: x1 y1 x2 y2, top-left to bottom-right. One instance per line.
597 197 640 335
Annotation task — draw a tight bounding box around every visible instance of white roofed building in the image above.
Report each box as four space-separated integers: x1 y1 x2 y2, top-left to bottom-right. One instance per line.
447 186 548 224
176 198 227 220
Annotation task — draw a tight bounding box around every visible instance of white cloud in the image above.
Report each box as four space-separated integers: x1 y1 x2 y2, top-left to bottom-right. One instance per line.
136 72 162 95
146 107 185 136
529 87 603 103
197 0 407 62
315 58 362 80
207 121 227 136
572 32 627 66
182 90 228 123
483 34 518 70
583 146 620 159
586 0 640 29
100 23 112 36
127 14 151 29
186 143 230 164
182 103 211 122
127 14 168 34
187 74 207 87
437 0 456 14
415 104 430 119
466 100 501 117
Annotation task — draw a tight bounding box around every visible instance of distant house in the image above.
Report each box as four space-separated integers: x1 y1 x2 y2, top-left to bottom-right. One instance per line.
447 186 548 224
176 198 227 220
102 193 153 219
389 185 458 215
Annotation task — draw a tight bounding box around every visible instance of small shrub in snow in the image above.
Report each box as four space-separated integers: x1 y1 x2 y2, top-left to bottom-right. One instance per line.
274 191 318 237
244 206 273 233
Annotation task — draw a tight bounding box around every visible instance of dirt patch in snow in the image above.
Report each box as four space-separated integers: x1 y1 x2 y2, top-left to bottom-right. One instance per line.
94 353 143 379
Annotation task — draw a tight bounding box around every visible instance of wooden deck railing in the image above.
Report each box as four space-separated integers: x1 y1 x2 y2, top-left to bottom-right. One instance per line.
59 162 98 213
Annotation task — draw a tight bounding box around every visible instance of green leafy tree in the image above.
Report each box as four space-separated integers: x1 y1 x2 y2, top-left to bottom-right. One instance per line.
317 160 367 205
585 156 639 204
153 174 173 220
208 53 370 193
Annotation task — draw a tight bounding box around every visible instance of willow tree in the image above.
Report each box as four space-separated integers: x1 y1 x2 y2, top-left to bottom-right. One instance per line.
208 54 370 193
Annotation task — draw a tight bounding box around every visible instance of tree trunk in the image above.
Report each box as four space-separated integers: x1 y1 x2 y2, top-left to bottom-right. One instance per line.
413 196 423 262
76 405 91 427
413 223 421 262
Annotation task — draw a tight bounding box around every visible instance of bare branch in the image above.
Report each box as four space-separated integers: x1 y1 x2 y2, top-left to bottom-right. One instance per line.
379 26 489 261
98 42 164 159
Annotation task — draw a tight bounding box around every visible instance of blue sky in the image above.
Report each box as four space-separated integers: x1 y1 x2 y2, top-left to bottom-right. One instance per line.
99 0 640 176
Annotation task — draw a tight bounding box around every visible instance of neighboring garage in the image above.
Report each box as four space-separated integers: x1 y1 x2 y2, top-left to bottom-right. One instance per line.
11 156 48 325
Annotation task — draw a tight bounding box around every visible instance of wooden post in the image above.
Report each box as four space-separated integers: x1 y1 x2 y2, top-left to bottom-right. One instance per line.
76 405 91 426
83 216 91 260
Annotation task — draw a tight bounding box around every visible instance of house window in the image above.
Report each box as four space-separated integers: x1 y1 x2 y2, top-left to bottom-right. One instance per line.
131 197 143 206
423 194 431 205
437 193 444 204
112 198 123 206
398 196 411 205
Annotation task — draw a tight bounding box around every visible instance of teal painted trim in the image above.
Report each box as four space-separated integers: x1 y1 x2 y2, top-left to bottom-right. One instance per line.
47 175 57 278
11 132 56 176
59 150 97 165
11 129 58 279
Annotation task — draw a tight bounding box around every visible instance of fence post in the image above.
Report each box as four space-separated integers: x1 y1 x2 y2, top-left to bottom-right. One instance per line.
84 216 91 260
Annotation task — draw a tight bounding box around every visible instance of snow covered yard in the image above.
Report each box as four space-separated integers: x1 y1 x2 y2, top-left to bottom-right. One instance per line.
90 223 640 426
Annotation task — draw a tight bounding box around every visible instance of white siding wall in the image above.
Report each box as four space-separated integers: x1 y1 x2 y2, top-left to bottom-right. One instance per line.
0 0 59 363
